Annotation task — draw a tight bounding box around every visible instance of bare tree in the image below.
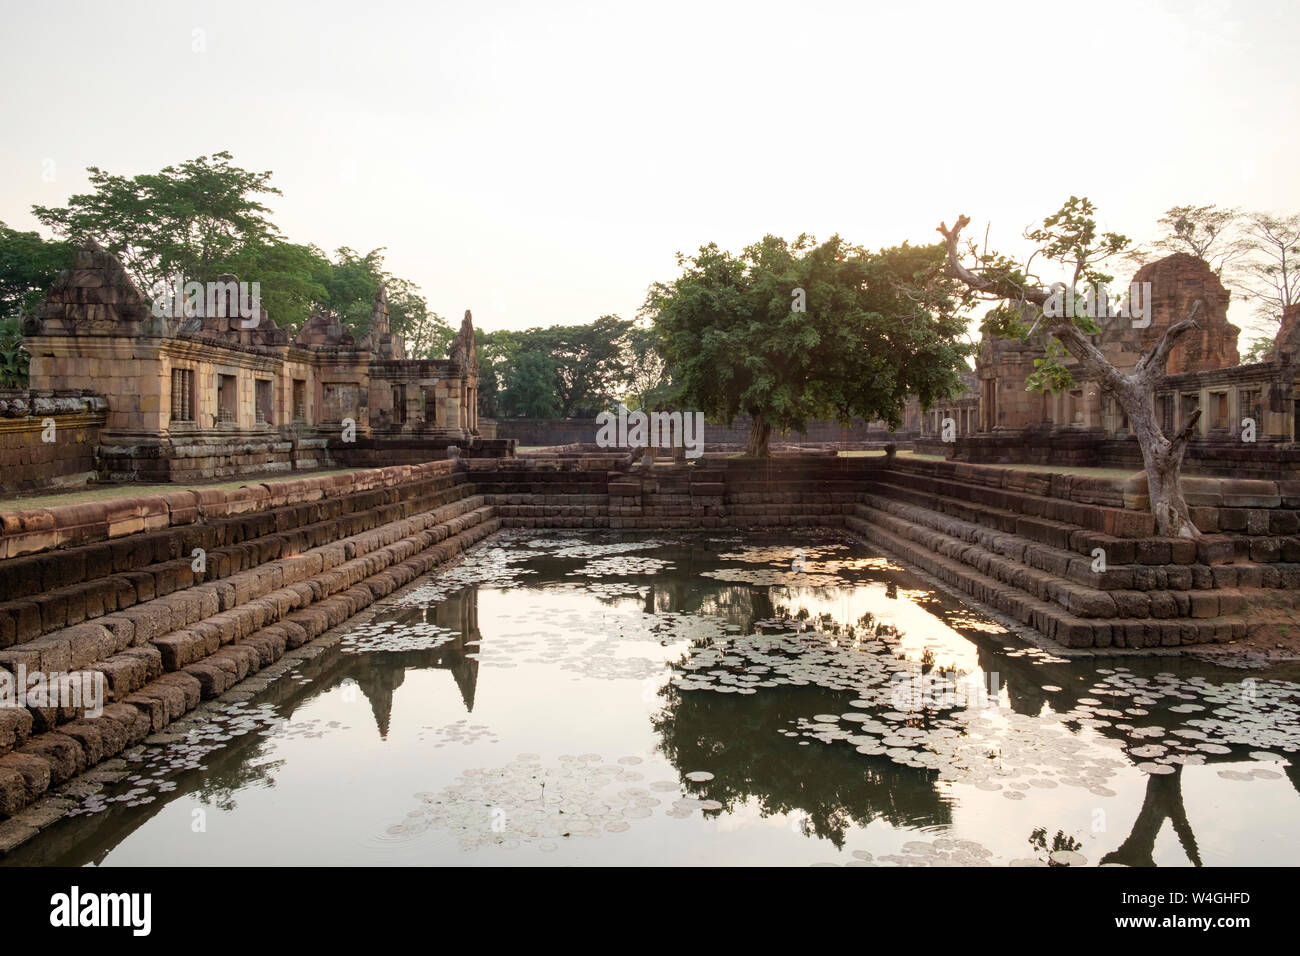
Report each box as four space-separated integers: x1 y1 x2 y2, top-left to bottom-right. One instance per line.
1241 211 1300 326
938 198 1204 539
1141 204 1249 277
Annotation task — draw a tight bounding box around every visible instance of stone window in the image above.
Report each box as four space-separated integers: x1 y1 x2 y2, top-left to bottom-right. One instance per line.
255 379 273 425
392 385 407 425
422 386 441 426
293 379 307 422
217 374 238 424
322 383 358 422
1181 392 1200 430
1209 391 1229 430
1156 394 1174 433
170 368 194 422
1239 389 1261 432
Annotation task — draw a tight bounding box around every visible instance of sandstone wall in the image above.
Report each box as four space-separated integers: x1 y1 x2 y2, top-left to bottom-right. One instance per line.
0 392 107 494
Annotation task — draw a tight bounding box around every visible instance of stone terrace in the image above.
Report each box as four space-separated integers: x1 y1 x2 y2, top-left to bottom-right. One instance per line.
3 451 1298 827
0 460 498 823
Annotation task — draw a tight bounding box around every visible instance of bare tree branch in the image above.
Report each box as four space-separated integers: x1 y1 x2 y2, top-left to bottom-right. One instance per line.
939 216 1049 306
1048 319 1127 392
1169 408 1202 455
1135 300 1202 384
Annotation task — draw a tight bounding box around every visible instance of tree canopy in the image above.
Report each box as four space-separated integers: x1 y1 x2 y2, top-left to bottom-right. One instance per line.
643 233 972 454
28 152 452 354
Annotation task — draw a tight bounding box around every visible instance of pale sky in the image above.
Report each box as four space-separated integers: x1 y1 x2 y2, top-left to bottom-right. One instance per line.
2 0 1297 342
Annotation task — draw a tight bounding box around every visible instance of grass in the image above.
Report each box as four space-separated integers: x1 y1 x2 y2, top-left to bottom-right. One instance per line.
836 448 1138 480
0 467 365 514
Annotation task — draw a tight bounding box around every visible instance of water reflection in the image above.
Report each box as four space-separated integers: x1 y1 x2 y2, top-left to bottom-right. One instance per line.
5 530 1299 866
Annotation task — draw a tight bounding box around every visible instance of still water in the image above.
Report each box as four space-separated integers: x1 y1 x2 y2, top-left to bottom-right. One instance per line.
8 530 1300 866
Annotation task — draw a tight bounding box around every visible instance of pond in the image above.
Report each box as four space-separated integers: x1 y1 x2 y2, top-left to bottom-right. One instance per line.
7 530 1300 866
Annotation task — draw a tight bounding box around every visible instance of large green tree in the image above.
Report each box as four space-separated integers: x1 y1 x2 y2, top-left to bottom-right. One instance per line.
499 350 564 418
33 151 281 295
0 223 75 386
620 319 676 411
0 222 75 319
321 246 453 354
486 317 633 419
644 233 972 456
30 153 450 349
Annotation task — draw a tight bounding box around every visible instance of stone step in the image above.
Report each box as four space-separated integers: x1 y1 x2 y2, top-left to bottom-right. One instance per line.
480 493 607 506
870 476 1299 567
0 510 501 819
859 493 1300 592
853 502 1284 620
878 469 1155 539
844 513 1245 650
491 505 608 517
500 516 611 529
0 478 476 647
0 499 494 744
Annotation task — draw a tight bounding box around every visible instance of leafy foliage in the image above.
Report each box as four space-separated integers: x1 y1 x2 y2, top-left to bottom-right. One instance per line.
620 320 676 411
972 197 1131 394
481 317 635 419
1240 211 1300 326
643 233 972 440
1129 204 1248 277
33 151 282 294
0 314 30 387
29 153 449 349
0 222 75 319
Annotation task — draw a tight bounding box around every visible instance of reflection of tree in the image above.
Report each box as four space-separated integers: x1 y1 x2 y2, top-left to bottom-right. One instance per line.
651 679 950 849
1100 766 1201 867
1029 826 1083 866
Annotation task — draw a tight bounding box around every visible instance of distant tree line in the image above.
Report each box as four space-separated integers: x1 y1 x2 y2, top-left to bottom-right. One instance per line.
0 152 456 389
1 155 1296 439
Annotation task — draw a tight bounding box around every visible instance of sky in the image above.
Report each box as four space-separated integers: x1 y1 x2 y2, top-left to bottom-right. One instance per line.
2 0 1298 341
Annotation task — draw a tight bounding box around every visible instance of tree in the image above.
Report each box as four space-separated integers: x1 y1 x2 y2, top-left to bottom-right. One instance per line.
1240 211 1300 327
645 233 971 457
33 151 282 295
0 222 75 320
1136 204 1248 276
222 240 332 332
1241 336 1274 364
389 276 454 359
501 316 632 418
618 320 675 411
0 316 29 387
473 328 515 419
321 246 452 352
29 154 447 349
499 350 563 418
938 197 1205 538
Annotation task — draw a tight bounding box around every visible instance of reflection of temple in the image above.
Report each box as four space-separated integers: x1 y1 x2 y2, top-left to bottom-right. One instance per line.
352 592 483 738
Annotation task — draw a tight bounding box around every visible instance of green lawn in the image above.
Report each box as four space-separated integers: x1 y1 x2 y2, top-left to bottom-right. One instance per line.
837 448 1138 480
0 467 365 514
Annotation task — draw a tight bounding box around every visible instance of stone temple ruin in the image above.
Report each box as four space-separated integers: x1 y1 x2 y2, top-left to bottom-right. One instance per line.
918 253 1300 477
4 244 1300 837
5 241 508 490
